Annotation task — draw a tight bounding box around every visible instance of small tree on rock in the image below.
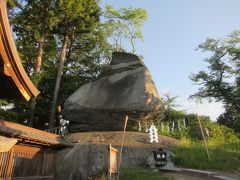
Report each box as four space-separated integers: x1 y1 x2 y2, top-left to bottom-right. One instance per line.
104 4 148 53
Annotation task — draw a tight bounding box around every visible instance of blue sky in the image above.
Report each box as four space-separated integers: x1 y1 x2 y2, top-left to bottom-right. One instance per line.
101 0 240 120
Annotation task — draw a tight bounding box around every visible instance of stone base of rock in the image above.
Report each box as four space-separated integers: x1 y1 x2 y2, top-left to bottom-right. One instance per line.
55 132 179 179
55 145 109 180
55 144 155 180
63 131 179 148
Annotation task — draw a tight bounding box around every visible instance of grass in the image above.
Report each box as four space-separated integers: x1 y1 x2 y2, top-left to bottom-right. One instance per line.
172 137 240 171
119 167 171 180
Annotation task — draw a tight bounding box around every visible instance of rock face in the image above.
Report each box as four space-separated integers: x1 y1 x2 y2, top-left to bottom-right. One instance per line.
55 144 153 179
63 52 163 132
55 145 109 180
54 133 179 179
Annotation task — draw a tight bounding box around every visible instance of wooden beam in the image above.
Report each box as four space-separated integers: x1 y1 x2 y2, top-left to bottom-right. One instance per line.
0 0 40 101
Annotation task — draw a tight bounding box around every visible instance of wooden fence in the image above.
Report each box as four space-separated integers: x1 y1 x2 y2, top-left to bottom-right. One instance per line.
0 145 55 179
45 126 62 135
45 125 68 135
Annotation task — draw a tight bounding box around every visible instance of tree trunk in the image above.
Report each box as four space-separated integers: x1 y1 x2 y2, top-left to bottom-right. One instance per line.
49 35 68 128
28 97 37 127
35 34 45 72
28 34 45 127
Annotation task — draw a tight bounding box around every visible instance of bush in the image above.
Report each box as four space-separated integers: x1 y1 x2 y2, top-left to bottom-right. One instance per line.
159 112 240 142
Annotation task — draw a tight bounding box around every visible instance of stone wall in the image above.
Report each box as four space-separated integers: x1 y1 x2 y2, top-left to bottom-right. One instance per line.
54 144 154 180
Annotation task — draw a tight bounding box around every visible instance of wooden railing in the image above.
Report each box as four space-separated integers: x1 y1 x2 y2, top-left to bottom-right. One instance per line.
45 126 62 135
45 125 68 135
0 145 55 179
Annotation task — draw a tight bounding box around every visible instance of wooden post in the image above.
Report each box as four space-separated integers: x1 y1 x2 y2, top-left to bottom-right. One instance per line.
6 148 14 179
196 113 210 160
117 115 128 180
108 144 118 180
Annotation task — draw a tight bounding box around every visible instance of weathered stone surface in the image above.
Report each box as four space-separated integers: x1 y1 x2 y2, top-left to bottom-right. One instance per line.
55 145 109 180
54 144 153 179
64 131 179 149
55 133 179 179
63 52 163 132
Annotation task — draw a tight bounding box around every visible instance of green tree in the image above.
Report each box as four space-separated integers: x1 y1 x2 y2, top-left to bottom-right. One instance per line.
217 105 240 132
12 0 58 73
104 4 148 53
190 31 240 131
162 92 179 110
11 0 58 126
49 0 100 127
1 0 111 129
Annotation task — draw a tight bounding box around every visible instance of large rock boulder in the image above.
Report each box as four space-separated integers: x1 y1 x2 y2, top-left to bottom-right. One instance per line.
63 52 163 132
